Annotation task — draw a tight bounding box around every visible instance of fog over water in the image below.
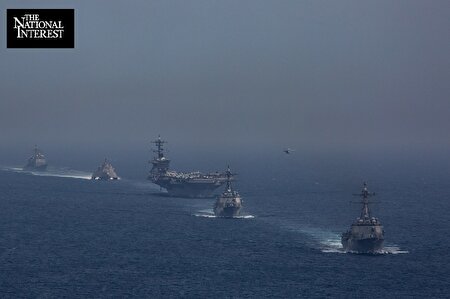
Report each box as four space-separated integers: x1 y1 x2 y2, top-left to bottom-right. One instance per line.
1 3 450 297
1 1 449 163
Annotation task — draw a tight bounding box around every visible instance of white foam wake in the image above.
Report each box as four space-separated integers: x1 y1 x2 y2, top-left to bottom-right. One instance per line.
304 228 346 253
380 245 409 255
2 166 92 180
2 167 22 172
288 225 408 254
193 209 255 219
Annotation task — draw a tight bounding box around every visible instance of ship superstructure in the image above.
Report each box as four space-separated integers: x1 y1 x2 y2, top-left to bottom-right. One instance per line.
214 166 242 217
23 145 48 171
147 136 229 197
341 182 384 254
91 159 119 180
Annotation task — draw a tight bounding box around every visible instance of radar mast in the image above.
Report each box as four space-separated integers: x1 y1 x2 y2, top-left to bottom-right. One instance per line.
352 182 377 221
152 135 167 160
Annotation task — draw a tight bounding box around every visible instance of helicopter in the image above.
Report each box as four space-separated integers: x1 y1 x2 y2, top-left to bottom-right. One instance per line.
283 148 295 154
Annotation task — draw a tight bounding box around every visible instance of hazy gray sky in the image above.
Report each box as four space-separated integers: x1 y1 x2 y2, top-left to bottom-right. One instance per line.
1 0 449 153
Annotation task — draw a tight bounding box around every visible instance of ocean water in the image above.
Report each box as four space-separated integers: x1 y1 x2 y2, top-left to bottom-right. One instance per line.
1 153 450 298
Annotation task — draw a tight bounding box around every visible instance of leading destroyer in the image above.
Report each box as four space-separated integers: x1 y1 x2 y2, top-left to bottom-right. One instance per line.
23 145 48 171
147 136 230 198
214 166 242 217
341 182 384 254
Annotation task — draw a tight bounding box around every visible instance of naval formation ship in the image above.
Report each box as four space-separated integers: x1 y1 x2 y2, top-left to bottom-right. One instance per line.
148 136 230 198
214 166 242 217
91 159 119 180
23 145 48 171
341 183 384 254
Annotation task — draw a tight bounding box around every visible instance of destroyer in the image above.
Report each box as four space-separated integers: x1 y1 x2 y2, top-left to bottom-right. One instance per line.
214 166 242 217
91 159 119 180
148 136 229 197
23 145 47 171
341 182 384 254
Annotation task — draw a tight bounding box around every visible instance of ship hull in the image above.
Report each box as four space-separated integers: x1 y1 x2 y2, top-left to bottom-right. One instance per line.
341 237 384 254
214 205 241 218
152 179 224 198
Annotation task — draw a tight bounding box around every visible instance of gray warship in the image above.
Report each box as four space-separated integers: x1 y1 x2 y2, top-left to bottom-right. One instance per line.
148 136 229 198
214 166 242 217
91 159 119 180
341 182 384 254
23 145 47 171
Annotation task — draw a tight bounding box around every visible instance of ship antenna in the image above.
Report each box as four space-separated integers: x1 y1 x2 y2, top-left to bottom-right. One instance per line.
225 165 233 190
152 135 167 159
358 182 375 219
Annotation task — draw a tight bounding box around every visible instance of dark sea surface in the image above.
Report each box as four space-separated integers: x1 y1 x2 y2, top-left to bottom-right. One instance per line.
1 152 450 298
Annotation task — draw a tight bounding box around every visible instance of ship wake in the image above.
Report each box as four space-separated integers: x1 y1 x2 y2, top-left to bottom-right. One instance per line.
2 166 92 180
193 209 255 219
287 225 409 255
297 227 346 253
379 245 409 255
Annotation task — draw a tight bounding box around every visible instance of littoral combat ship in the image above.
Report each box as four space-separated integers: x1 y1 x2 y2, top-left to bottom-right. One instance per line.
341 182 384 254
148 136 229 198
23 145 48 171
91 159 119 180
214 166 242 217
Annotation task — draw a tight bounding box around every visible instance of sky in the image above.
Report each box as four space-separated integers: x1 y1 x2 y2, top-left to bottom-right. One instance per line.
0 0 449 158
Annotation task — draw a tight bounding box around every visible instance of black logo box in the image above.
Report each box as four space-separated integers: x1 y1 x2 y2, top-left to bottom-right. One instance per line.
7 9 74 48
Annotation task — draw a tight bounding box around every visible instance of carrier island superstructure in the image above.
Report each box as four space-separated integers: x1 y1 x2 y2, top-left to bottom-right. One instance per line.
147 136 230 198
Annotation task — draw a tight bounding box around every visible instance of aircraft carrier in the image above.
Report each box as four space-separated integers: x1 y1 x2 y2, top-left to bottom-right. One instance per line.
23 145 48 171
341 182 384 254
147 136 229 198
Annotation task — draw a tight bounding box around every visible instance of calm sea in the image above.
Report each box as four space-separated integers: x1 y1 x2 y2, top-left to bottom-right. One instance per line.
1 152 449 298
